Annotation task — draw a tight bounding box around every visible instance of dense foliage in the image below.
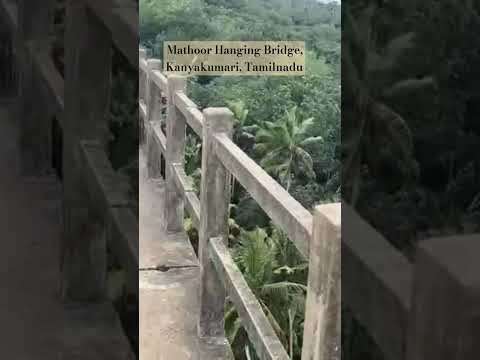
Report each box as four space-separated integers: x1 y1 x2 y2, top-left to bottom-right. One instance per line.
344 0 480 254
141 0 341 206
343 1 480 359
140 1 340 359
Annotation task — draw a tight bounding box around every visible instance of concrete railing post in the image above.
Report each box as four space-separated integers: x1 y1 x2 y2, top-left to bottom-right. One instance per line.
145 59 162 178
302 203 341 360
164 74 187 232
61 0 112 301
146 59 162 121
198 108 234 338
406 235 480 359
17 0 56 176
139 48 146 102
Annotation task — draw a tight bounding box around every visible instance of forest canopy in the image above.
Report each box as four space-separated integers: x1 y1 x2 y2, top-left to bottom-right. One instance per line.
140 1 340 359
140 0 341 209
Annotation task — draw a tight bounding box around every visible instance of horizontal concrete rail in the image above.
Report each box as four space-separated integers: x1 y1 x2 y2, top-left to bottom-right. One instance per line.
171 163 201 228
343 203 412 360
30 48 64 118
150 122 167 154
185 191 201 229
151 70 168 92
139 57 148 74
139 100 147 120
85 0 138 68
210 237 290 360
172 163 195 192
174 91 204 136
214 133 312 259
79 141 132 212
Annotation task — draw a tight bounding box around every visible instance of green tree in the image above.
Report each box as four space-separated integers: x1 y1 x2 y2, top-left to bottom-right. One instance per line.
255 106 321 191
225 228 307 359
342 4 436 204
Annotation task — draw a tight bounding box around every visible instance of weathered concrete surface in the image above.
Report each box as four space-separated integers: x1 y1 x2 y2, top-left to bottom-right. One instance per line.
139 149 233 359
215 133 312 259
302 204 341 360
197 108 233 338
140 268 233 360
139 151 197 269
406 235 480 360
209 237 290 360
62 1 114 301
0 105 134 359
164 75 188 233
342 203 411 360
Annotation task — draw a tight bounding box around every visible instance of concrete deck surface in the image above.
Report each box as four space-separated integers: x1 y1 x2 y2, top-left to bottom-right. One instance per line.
139 149 233 360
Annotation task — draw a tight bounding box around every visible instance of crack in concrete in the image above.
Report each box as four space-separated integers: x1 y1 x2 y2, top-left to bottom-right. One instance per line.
139 264 198 272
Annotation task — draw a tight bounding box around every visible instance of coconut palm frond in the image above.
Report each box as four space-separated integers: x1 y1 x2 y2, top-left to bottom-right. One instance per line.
261 281 307 297
255 106 317 186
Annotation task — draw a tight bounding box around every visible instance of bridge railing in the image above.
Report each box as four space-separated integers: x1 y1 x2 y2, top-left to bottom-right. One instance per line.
62 0 138 300
1 0 139 305
140 47 480 360
139 49 341 359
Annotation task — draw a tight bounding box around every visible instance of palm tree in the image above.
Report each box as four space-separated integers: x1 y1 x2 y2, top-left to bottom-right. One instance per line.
255 106 321 191
227 100 258 201
227 99 259 152
225 228 307 359
184 133 202 194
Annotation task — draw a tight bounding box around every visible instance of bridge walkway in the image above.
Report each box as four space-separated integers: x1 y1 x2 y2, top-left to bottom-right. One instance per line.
139 147 233 359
